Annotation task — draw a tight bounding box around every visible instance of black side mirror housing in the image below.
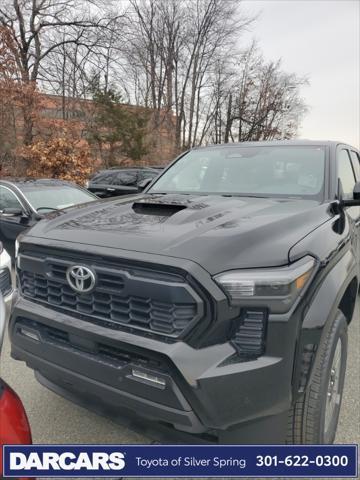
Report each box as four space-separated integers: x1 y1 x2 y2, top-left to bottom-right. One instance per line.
353 182 360 200
1 207 24 217
138 178 153 191
342 181 360 207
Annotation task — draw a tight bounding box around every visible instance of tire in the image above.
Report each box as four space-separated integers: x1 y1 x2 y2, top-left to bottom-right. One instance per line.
287 309 348 444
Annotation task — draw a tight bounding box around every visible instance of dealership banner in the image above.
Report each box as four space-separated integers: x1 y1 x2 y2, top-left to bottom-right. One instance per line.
2 444 358 478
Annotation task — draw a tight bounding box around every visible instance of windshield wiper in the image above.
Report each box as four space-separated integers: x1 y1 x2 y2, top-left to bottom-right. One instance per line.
221 194 269 199
36 206 60 212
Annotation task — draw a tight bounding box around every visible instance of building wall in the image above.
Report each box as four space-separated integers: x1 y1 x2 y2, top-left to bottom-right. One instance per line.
0 92 178 175
38 94 178 167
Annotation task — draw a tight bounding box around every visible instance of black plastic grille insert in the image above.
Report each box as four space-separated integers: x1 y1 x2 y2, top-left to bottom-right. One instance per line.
19 259 202 338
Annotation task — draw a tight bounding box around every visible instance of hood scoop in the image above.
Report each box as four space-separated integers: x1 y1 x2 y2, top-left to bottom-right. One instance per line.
132 201 187 216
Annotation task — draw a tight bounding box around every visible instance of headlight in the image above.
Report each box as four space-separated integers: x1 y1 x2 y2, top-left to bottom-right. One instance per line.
214 256 316 313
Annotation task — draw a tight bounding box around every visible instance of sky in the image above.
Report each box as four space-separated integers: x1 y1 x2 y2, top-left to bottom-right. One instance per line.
241 0 360 147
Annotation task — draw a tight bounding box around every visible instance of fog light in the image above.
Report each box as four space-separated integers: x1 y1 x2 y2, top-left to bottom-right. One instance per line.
20 328 40 342
131 369 166 388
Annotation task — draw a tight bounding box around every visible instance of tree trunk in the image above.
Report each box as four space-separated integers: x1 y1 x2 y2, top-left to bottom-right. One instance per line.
224 93 233 143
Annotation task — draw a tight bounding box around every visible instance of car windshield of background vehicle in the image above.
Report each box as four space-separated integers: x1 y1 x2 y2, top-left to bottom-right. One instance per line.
91 171 138 186
149 146 326 199
91 170 158 186
22 186 96 212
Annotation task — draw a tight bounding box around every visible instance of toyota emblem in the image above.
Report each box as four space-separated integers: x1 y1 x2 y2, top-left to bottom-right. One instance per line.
66 265 96 293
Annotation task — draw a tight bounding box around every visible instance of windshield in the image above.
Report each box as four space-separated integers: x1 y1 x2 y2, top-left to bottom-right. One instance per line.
22 185 96 212
149 146 326 199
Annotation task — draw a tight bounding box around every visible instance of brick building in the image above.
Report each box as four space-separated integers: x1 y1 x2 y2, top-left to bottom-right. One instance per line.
0 92 177 173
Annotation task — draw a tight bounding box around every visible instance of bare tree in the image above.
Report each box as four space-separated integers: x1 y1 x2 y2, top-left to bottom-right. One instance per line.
124 0 254 152
1 0 310 171
0 0 119 144
205 43 308 144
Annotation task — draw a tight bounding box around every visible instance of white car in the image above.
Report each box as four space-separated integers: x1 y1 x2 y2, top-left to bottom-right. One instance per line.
0 292 4 348
0 242 14 322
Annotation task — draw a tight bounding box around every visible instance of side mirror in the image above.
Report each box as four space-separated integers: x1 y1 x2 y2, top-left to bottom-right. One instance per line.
353 182 360 200
342 182 360 207
0 208 24 217
138 178 153 191
93 191 109 198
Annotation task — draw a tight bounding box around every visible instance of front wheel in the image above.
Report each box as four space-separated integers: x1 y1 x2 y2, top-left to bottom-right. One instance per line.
287 309 348 444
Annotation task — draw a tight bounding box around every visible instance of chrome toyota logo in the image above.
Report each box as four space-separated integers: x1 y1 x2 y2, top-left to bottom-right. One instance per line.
66 265 96 293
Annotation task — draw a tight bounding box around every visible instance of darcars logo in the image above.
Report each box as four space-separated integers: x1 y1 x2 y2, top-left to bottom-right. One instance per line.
10 451 125 472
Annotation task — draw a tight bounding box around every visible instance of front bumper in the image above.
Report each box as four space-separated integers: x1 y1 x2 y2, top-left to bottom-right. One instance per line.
9 296 299 443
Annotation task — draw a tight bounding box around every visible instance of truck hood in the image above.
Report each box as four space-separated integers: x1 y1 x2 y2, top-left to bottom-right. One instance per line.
25 193 331 274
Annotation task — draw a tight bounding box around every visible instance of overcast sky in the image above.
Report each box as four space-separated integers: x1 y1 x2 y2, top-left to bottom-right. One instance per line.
241 0 359 147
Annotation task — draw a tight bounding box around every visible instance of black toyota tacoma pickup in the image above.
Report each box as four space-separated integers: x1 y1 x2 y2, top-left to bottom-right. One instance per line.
9 140 360 444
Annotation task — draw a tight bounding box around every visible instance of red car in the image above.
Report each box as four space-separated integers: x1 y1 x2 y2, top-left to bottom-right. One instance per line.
0 293 32 478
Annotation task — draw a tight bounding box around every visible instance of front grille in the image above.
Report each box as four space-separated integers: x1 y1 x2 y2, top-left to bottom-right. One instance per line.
0 268 12 296
51 263 125 292
19 256 203 338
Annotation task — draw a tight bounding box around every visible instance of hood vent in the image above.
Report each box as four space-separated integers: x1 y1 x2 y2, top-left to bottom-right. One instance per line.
132 201 187 216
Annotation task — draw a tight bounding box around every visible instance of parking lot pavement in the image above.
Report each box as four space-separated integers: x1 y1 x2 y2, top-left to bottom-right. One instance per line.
1 300 359 451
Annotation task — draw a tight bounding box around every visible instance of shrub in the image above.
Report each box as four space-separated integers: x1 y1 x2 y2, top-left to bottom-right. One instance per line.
21 130 92 184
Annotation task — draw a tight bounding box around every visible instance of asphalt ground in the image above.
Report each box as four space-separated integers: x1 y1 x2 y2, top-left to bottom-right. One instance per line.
1 298 359 480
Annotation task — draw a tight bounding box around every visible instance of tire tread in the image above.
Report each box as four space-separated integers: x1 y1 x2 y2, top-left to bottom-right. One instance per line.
287 310 347 444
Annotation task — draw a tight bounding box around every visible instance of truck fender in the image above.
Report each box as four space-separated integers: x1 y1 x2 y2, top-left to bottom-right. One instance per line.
292 248 358 397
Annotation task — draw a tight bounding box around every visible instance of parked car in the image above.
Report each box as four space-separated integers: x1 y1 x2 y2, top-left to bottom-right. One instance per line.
0 293 32 477
86 167 163 198
0 242 14 322
9 140 360 444
0 178 98 257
